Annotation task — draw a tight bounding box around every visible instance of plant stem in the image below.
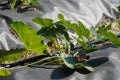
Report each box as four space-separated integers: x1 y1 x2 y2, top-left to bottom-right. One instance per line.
9 0 17 9
24 56 58 67
53 25 62 54
40 59 63 67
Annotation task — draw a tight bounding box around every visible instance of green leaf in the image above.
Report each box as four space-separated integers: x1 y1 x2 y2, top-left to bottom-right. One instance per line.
0 49 25 63
71 23 81 36
32 17 53 27
97 23 111 34
90 27 99 40
59 16 90 38
0 68 11 76
37 27 56 37
78 21 90 38
90 27 104 41
97 25 105 33
80 63 94 72
37 24 70 41
61 20 72 29
59 17 88 38
74 63 94 72
58 13 65 21
61 53 94 71
30 0 39 4
20 0 39 5
10 21 46 54
62 21 89 38
61 53 78 69
55 24 70 41
103 32 120 47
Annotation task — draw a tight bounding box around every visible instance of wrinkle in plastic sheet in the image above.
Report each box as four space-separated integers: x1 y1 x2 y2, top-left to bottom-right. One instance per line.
0 19 24 50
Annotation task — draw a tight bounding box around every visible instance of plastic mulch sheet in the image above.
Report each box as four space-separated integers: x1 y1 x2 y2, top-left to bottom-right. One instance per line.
0 0 120 80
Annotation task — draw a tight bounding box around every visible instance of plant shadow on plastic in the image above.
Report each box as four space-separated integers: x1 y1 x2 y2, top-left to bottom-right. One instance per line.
51 57 108 79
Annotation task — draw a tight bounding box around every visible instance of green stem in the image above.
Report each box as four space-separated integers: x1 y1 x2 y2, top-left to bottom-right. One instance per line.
40 59 63 67
53 25 62 54
24 56 58 67
56 36 62 53
9 0 17 9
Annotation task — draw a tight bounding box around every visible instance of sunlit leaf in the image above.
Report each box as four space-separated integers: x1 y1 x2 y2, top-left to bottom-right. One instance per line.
103 32 120 47
32 17 53 27
30 0 39 4
97 23 111 34
10 21 46 54
58 13 65 21
61 20 72 29
0 49 25 63
78 21 90 38
74 62 94 72
71 23 81 36
20 0 39 5
90 27 99 40
0 68 11 76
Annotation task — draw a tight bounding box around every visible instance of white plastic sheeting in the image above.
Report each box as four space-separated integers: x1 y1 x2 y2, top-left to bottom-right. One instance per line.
0 0 119 50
